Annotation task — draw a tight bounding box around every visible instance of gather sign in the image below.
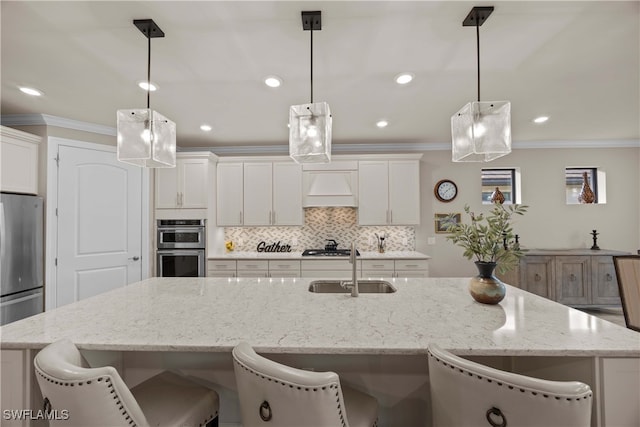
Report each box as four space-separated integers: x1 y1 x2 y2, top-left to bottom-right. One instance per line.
256 241 292 253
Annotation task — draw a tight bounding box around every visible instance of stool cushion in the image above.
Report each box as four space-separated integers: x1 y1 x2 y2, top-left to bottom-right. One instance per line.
132 371 219 427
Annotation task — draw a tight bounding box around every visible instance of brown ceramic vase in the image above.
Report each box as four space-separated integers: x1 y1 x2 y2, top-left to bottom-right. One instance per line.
469 261 506 305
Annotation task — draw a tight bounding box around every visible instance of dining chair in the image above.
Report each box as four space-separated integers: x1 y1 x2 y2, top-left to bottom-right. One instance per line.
427 343 592 427
232 341 378 427
613 255 640 331
34 338 220 426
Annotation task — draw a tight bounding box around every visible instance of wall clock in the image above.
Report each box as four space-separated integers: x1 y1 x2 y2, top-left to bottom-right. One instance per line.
434 179 458 203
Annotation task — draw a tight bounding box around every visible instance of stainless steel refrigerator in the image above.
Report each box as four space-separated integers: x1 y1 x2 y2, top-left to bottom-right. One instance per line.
0 192 44 325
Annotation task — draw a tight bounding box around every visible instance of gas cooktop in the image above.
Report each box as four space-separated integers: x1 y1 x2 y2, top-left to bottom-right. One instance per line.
302 249 360 256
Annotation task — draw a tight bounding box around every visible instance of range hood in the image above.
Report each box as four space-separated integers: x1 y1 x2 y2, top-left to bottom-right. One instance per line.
302 161 358 207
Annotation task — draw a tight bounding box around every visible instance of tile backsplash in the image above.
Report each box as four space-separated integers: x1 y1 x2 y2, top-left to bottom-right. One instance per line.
224 207 415 252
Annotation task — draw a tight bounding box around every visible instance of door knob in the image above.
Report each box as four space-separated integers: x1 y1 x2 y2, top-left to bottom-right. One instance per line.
129 256 140 261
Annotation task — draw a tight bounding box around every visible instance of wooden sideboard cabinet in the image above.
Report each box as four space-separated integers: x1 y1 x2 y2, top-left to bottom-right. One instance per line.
501 250 628 307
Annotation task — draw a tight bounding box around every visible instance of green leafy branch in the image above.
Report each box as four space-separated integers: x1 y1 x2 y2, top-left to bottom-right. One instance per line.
444 204 528 273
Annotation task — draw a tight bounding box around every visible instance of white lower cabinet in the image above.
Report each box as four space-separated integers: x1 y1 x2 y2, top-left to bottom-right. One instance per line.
394 259 430 278
207 260 237 278
237 260 269 278
268 260 301 278
361 260 395 278
301 259 362 279
208 259 302 278
209 258 428 279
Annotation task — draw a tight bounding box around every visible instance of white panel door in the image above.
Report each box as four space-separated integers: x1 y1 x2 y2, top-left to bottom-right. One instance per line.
56 144 142 307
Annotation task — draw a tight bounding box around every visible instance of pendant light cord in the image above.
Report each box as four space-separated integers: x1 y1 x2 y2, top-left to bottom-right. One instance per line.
476 21 480 102
147 34 151 109
310 28 314 104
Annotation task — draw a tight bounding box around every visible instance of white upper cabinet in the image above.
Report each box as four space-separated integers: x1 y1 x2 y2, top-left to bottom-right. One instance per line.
220 161 303 227
0 126 41 195
156 154 210 209
217 162 244 226
388 160 420 224
272 163 303 225
358 160 420 225
243 163 273 226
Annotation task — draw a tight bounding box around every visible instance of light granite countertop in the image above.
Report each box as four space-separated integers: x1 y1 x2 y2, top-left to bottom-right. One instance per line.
1 277 637 357
208 250 430 260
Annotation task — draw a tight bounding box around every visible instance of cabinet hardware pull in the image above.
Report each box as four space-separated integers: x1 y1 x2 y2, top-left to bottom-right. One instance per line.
372 264 384 268
272 211 276 224
534 273 541 281
390 210 393 223
405 264 418 268
240 211 243 224
605 273 612 281
570 273 576 281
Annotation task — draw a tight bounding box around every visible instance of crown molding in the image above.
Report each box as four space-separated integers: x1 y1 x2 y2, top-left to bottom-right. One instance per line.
183 139 639 156
0 114 116 136
2 114 638 152
0 125 43 143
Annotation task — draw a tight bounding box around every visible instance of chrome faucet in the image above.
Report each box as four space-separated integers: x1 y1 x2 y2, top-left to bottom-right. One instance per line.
341 242 359 297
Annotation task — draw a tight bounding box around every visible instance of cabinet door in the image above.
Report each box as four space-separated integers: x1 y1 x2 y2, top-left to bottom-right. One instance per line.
520 256 554 298
361 260 394 278
273 163 303 225
358 161 389 225
591 256 621 305
395 259 429 278
1 131 39 194
155 166 180 208
243 163 273 226
555 256 591 305
388 160 420 225
217 163 244 226
180 158 208 208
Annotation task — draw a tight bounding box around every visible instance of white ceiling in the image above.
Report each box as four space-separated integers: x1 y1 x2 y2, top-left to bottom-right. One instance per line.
1 1 639 152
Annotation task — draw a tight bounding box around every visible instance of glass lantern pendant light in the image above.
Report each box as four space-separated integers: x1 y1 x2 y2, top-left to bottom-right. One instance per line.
117 19 176 168
451 6 511 162
289 11 332 164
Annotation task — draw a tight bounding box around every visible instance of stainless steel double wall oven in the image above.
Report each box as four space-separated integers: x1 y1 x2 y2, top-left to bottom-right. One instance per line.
156 219 206 277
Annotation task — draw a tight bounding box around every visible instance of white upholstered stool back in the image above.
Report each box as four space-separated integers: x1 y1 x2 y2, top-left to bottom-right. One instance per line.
34 339 219 427
427 344 592 427
232 341 378 427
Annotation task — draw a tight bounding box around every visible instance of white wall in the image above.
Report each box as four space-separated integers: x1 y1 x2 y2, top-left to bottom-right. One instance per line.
417 146 640 277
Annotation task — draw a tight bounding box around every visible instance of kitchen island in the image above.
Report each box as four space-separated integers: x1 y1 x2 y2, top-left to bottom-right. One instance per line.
1 277 638 426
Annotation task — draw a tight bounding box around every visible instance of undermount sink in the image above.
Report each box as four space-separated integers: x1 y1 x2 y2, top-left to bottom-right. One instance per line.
308 280 396 294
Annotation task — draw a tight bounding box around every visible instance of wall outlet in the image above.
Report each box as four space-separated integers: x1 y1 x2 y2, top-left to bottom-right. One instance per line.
427 237 436 245
292 238 298 246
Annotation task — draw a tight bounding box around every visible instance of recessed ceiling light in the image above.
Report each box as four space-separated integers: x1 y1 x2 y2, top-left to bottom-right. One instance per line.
19 86 43 97
533 116 549 124
138 81 158 91
394 73 414 85
376 120 389 128
200 124 212 132
264 76 282 88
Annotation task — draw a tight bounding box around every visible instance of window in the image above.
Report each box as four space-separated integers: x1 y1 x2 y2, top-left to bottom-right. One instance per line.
481 168 518 204
566 167 598 204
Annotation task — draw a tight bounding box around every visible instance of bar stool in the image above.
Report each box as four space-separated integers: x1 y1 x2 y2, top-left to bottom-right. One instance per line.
232 341 378 427
34 339 220 427
427 343 592 427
